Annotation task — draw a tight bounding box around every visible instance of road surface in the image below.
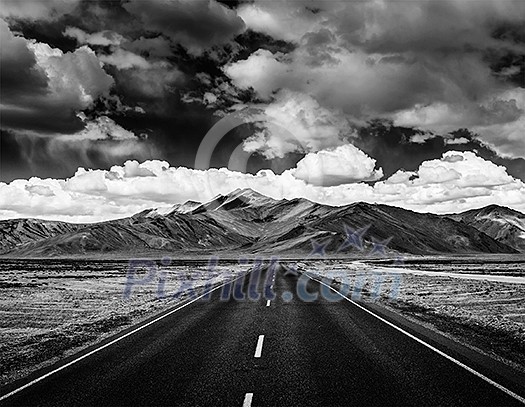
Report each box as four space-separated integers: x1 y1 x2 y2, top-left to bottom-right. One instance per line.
1 265 524 406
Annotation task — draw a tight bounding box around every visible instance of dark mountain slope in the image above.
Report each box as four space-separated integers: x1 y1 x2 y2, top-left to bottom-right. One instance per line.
447 205 525 252
0 189 519 257
3 212 252 257
249 202 517 255
0 219 84 254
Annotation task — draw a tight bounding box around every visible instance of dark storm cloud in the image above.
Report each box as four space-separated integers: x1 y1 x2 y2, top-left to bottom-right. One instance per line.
1 0 296 181
225 0 525 159
1 18 115 135
0 19 48 98
6 1 143 53
123 0 245 55
1 0 524 190
234 30 296 60
354 122 525 183
0 0 81 21
124 36 173 58
0 127 158 183
0 19 83 134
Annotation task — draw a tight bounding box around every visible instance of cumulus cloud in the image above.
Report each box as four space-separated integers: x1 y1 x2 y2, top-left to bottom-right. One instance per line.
223 45 454 119
292 144 383 186
60 115 138 141
0 20 114 134
0 19 48 98
62 24 183 103
236 90 355 159
28 41 113 108
123 0 245 55
223 0 525 158
0 151 523 223
98 48 153 70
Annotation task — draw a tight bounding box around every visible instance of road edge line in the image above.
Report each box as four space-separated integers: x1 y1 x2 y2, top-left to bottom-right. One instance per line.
0 273 246 402
309 274 525 405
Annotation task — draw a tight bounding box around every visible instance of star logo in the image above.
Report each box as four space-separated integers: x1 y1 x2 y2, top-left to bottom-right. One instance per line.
283 263 299 277
309 238 331 257
369 236 393 256
337 224 370 252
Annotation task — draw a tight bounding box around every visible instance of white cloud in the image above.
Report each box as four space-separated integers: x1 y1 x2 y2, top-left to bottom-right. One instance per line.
223 49 289 100
237 90 355 159
27 41 114 111
0 151 523 223
445 137 470 145
98 48 152 70
59 115 138 141
223 0 525 158
292 144 383 186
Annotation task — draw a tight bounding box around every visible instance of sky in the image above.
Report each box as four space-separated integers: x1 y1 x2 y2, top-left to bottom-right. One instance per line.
0 0 524 222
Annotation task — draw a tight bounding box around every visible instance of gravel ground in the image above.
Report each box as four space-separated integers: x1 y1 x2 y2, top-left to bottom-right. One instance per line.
2 257 524 387
305 259 525 372
0 259 246 386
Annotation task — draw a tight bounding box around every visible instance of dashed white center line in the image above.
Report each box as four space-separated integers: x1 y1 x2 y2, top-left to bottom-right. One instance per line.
266 300 271 307
243 392 253 407
254 335 265 358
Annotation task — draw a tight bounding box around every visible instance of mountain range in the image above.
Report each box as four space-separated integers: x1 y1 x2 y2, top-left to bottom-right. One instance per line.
0 189 523 258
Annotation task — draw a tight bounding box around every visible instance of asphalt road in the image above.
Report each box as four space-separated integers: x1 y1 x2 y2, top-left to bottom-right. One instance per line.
1 265 525 406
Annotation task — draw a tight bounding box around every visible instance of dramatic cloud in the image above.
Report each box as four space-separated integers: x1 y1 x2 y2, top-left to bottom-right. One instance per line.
393 88 525 157
123 0 245 55
0 19 114 134
236 90 354 159
1 0 524 217
2 113 156 182
0 18 48 98
98 48 152 70
59 114 139 141
1 151 523 223
0 0 80 21
224 0 525 158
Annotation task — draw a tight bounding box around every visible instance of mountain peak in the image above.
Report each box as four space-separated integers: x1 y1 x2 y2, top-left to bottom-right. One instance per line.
201 188 279 212
449 204 525 252
1 192 520 256
458 204 524 219
226 188 275 201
